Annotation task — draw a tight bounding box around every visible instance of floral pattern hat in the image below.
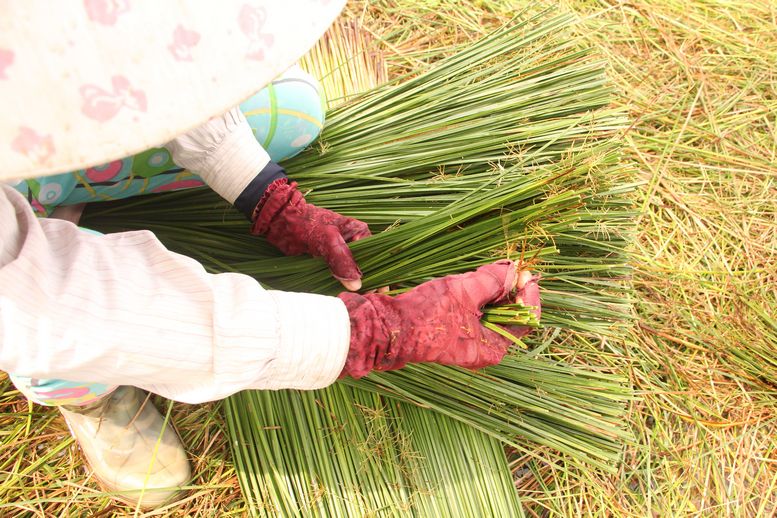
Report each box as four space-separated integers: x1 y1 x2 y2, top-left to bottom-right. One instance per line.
0 0 345 181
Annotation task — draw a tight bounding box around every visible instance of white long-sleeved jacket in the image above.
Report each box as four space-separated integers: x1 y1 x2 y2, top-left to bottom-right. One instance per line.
0 109 350 403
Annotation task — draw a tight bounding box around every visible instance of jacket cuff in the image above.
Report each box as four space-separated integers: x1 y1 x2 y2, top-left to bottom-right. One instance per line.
234 162 288 220
164 107 271 204
259 291 351 390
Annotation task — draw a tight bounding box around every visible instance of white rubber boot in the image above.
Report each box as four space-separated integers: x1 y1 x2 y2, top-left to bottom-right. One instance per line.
59 386 191 509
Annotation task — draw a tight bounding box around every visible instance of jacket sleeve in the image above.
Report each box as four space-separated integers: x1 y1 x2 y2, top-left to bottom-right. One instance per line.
0 184 349 403
164 107 275 203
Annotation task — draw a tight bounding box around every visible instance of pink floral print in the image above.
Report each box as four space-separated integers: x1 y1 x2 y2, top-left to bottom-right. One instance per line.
83 0 130 25
168 25 201 61
238 4 275 60
80 75 147 122
11 127 55 165
0 49 13 79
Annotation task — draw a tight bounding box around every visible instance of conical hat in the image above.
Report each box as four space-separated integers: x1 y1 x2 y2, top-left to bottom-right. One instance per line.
0 0 345 181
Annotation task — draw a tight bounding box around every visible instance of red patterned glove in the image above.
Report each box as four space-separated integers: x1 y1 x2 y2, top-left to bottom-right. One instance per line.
338 260 541 378
251 179 371 291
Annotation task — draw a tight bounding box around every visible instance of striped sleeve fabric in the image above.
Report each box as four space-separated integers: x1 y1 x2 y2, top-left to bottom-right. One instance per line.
0 184 350 403
164 107 272 204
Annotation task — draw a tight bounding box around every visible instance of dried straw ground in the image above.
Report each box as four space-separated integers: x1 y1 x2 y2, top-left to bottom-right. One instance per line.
1 1 774 516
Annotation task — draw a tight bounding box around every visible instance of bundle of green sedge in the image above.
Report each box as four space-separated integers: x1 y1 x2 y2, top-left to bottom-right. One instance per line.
85 12 635 516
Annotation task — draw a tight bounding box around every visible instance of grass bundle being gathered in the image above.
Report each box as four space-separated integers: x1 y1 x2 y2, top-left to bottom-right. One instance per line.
84 12 635 514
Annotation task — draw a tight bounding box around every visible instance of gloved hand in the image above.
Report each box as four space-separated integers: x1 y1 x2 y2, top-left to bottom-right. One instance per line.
338 260 541 378
250 179 371 291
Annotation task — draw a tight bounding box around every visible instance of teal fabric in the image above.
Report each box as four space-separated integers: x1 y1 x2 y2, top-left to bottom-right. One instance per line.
9 374 116 407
